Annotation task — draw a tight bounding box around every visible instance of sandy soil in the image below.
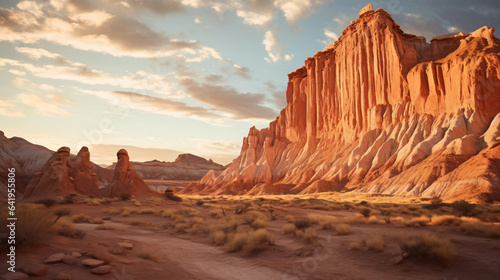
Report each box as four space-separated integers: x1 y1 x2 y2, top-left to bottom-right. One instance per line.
1 196 500 280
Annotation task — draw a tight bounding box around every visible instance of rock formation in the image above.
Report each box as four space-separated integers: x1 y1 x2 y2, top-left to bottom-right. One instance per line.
103 149 161 198
23 147 100 199
0 131 112 198
180 5 500 201
107 153 224 181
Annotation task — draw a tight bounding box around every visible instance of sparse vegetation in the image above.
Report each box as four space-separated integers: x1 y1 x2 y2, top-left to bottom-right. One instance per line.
138 246 160 261
360 208 371 217
283 224 296 234
294 218 311 229
335 224 351 235
399 232 455 262
349 242 361 250
71 214 92 223
211 230 226 245
451 200 476 217
364 235 384 252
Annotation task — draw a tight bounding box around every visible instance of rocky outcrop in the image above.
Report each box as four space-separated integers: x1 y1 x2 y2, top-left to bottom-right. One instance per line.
0 131 112 198
103 149 161 198
23 147 100 199
181 5 500 201
107 153 224 181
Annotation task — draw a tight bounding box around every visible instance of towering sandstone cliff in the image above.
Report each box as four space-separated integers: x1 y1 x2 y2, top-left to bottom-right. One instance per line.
181 5 500 201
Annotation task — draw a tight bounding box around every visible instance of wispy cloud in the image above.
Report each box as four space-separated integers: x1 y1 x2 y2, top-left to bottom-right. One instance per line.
16 93 69 116
0 100 23 117
274 0 316 24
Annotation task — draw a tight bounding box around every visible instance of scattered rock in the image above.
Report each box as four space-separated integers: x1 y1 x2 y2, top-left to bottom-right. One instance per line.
71 252 82 258
118 242 134 249
1 272 29 280
81 259 105 268
22 262 48 276
44 253 66 264
111 246 124 255
394 256 404 265
62 255 78 265
53 272 72 280
402 252 410 259
91 265 112 275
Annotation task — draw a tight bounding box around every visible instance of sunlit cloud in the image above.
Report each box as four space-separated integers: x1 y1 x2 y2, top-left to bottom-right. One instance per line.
16 93 69 116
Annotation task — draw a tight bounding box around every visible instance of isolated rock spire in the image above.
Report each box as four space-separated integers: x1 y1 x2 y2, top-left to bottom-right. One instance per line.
103 149 161 198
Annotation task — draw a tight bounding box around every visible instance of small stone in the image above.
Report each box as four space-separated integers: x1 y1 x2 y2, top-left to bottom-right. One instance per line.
62 255 78 265
394 256 404 265
1 272 29 280
22 262 48 276
44 253 66 264
91 265 112 275
81 259 105 268
53 272 72 280
71 252 82 257
111 246 124 255
402 252 410 259
89 249 112 263
118 242 134 249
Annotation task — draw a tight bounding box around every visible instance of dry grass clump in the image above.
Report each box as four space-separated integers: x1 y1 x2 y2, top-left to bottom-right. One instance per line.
367 216 380 224
404 216 429 227
285 215 295 223
317 215 339 229
227 229 273 255
335 224 351 235
89 218 104 224
138 208 159 215
283 224 296 234
390 216 405 224
458 221 500 238
53 217 85 238
399 232 455 262
103 208 122 215
293 218 312 229
302 228 319 244
211 230 226 245
364 235 385 252
349 242 361 250
343 214 367 224
429 215 460 225
138 246 160 261
250 218 268 229
71 214 92 223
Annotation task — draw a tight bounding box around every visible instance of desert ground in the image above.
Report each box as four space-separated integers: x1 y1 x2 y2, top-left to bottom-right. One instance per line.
1 193 500 280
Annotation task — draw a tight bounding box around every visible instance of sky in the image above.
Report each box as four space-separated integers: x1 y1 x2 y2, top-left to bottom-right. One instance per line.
1 0 499 166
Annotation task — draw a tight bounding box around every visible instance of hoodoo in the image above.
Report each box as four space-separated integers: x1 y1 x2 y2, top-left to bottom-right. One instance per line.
180 5 500 201
24 147 99 198
103 149 161 198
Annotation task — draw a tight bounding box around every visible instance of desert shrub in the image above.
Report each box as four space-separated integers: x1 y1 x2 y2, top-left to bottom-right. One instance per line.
35 198 57 207
405 216 429 227
62 195 75 204
89 218 104 224
285 215 295 223
359 201 368 205
390 216 405 224
451 200 476 217
295 230 304 238
349 242 361 250
195 201 205 207
367 216 380 224
10 204 55 244
120 193 131 201
250 219 268 229
234 203 251 214
335 224 351 235
294 218 311 229
458 221 500 238
364 235 384 252
303 228 319 244
228 232 247 252
399 232 455 262
430 215 460 225
211 230 226 245
232 229 273 255
71 214 91 223
53 218 85 238
283 224 296 234
138 246 160 261
174 223 190 232
53 208 70 223
138 208 158 215
360 208 371 217
209 209 223 218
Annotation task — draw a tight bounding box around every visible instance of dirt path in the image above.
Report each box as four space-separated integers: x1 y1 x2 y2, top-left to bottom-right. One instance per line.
82 223 285 280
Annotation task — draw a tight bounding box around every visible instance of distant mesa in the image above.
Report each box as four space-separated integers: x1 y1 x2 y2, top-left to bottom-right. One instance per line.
180 4 500 201
101 149 162 198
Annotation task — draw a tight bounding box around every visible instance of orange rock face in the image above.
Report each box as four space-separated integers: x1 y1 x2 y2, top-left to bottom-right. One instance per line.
181 7 500 201
24 147 99 199
103 149 161 198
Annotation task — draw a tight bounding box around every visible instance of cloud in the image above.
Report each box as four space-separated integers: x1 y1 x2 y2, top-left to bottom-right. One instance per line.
0 57 179 97
236 10 273 26
15 47 61 60
263 30 281 62
16 93 69 116
124 0 185 15
8 69 26 76
0 100 23 117
265 80 287 109
189 138 241 156
194 17 201 23
81 89 220 120
179 78 278 120
0 1 221 60
324 29 339 40
274 0 315 24
393 13 448 39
